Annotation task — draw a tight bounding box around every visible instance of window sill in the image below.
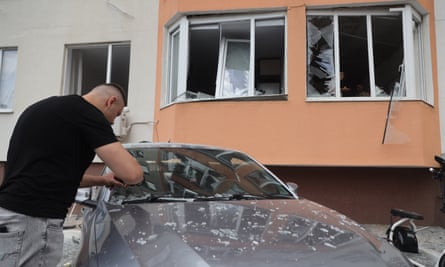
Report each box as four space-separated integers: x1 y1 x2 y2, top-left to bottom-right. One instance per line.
305 96 419 102
162 94 288 109
305 96 434 107
0 109 13 114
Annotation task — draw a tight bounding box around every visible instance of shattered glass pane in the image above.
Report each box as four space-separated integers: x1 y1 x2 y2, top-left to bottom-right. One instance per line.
307 16 335 97
382 65 410 144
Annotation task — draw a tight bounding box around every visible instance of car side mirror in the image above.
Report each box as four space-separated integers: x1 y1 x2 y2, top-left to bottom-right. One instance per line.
74 187 98 208
75 188 91 202
76 199 98 208
286 182 298 196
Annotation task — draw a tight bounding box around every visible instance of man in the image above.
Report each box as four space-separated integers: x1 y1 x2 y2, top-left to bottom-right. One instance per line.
0 83 143 266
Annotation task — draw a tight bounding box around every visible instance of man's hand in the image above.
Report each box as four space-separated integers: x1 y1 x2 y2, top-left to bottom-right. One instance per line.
80 173 127 188
102 172 126 188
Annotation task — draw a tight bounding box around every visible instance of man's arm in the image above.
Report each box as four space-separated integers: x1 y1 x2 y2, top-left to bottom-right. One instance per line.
95 142 143 185
79 173 126 188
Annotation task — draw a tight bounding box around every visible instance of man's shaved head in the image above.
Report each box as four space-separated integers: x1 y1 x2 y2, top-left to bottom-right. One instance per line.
90 83 126 105
82 83 127 124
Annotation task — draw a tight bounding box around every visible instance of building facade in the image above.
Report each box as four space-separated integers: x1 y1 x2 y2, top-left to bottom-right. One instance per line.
0 0 159 175
0 0 443 226
153 0 444 225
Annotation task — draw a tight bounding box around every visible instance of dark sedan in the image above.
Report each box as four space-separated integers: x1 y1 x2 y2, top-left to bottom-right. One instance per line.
74 143 412 267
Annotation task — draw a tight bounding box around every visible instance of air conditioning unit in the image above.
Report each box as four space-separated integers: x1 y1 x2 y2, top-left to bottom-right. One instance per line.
112 107 129 138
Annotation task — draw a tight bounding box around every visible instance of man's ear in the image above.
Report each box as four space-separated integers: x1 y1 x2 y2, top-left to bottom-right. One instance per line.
106 96 117 107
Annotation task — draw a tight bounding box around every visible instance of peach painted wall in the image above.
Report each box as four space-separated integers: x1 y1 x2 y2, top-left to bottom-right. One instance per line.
154 0 440 167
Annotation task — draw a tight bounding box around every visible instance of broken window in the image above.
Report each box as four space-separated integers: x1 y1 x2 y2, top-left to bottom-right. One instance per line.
307 12 402 98
307 16 335 96
0 48 17 111
64 43 131 103
164 12 286 104
307 6 430 102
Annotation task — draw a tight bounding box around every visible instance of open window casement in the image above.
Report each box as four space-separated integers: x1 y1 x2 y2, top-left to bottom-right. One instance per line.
216 38 251 98
163 12 286 105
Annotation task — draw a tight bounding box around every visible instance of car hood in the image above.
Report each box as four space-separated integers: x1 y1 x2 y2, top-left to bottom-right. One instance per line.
99 198 409 267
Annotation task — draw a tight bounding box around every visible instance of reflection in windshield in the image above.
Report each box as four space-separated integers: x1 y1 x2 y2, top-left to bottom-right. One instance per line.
108 147 292 204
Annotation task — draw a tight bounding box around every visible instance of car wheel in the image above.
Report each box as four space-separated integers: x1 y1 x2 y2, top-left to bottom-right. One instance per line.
438 254 445 267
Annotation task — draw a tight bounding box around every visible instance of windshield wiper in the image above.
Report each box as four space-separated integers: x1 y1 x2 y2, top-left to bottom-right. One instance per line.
193 193 266 202
120 193 294 204
266 194 296 199
121 194 189 204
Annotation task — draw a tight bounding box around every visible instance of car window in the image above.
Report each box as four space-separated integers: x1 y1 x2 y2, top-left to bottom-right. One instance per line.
107 146 293 204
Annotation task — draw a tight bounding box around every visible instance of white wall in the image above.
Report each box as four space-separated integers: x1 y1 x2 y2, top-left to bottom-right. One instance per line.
436 0 445 152
0 0 159 161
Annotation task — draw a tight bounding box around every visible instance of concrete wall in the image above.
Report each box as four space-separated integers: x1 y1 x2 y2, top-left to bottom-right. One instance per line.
0 0 159 161
271 166 441 225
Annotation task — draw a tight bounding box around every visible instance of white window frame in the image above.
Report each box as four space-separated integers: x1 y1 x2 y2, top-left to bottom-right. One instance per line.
63 42 131 96
165 17 189 104
0 48 18 113
162 11 287 106
306 5 433 104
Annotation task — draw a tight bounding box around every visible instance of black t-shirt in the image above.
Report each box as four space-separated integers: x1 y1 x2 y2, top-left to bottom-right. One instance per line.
0 95 118 219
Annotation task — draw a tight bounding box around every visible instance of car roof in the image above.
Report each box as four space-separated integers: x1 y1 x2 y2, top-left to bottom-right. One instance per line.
123 142 240 152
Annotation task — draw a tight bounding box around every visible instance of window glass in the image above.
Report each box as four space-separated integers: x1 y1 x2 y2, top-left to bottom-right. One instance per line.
74 46 108 94
255 18 285 95
412 17 426 100
0 49 17 110
187 24 219 98
339 16 370 97
110 45 131 102
222 40 250 97
372 15 403 97
169 31 180 102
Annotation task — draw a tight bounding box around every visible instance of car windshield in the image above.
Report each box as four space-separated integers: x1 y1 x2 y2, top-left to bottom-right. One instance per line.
107 146 294 205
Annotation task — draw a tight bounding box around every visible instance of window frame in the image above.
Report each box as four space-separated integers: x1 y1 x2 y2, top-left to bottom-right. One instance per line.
162 11 287 106
63 42 131 99
0 47 18 113
306 5 433 104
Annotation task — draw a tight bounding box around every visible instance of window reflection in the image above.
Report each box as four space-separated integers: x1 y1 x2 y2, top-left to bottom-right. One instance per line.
108 147 292 204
